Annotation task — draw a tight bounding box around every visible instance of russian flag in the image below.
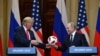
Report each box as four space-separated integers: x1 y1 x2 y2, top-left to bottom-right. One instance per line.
94 7 100 56
8 0 21 47
0 34 3 56
51 0 68 56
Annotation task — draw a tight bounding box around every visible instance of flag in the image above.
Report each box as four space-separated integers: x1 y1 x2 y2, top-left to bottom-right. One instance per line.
31 0 44 56
0 34 3 56
77 0 90 45
51 0 68 56
8 0 21 47
94 5 100 56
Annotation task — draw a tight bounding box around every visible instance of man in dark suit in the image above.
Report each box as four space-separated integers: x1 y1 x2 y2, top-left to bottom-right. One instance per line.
14 17 50 56
53 22 89 56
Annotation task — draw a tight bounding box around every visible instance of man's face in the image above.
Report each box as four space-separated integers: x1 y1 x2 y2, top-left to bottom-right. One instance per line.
25 22 33 30
66 24 74 34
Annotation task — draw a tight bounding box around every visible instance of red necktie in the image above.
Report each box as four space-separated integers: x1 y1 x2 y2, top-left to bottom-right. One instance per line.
26 30 29 40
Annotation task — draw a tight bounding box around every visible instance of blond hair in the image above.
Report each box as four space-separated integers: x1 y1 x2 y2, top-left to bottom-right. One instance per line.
22 17 34 25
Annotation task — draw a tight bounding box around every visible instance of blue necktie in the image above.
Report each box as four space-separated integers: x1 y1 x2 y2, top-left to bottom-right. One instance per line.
70 34 73 42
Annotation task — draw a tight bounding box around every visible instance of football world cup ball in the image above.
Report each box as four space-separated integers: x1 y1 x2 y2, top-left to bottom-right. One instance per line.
48 36 57 45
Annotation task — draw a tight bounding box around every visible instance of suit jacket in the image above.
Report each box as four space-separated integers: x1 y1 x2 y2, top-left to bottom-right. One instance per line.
56 32 89 56
13 26 45 56
14 26 45 48
57 32 88 51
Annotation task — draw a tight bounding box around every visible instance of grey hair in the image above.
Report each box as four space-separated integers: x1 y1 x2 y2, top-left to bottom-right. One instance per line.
68 22 76 29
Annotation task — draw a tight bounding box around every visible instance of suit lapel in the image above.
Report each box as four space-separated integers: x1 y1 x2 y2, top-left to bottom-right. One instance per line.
21 26 28 39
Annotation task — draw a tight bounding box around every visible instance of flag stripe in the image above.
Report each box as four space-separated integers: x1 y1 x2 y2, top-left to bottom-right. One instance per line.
94 31 100 56
31 28 43 43
36 30 43 41
80 26 90 45
12 0 20 25
84 26 89 35
38 48 44 56
53 8 67 43
57 0 68 27
53 31 62 46
36 48 42 56
8 38 13 47
96 9 100 32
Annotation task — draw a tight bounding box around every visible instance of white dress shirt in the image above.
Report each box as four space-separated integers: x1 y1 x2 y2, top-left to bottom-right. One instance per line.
23 25 31 47
70 30 76 42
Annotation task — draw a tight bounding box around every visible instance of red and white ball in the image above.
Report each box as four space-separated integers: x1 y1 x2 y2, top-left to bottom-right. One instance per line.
48 36 57 45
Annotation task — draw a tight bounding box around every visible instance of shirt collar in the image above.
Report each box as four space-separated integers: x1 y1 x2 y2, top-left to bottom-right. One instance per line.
71 30 76 36
23 25 27 31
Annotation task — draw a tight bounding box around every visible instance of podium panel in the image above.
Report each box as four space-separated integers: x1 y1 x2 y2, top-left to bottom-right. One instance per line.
69 47 97 55
7 47 36 56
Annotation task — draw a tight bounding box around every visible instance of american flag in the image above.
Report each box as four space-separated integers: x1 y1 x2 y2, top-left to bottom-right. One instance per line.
31 0 44 56
77 0 90 45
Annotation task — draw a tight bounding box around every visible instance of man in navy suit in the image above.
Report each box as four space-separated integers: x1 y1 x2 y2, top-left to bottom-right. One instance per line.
14 17 50 56
53 22 89 56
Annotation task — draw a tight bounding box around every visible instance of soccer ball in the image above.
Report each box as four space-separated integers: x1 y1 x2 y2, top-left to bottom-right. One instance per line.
48 36 57 45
